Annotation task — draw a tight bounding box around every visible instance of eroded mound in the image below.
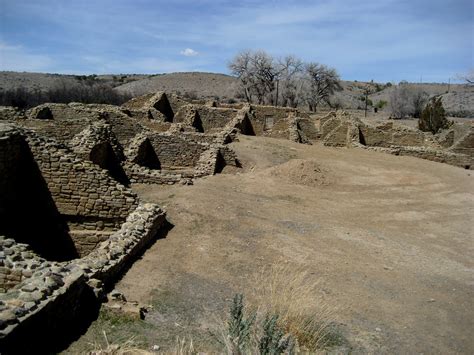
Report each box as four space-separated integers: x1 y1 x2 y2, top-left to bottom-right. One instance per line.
265 159 331 187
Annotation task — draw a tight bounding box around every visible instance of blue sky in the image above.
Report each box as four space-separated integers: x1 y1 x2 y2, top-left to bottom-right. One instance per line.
0 0 472 82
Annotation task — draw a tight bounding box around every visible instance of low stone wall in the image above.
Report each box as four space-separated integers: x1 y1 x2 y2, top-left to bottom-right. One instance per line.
0 203 167 353
319 111 474 169
0 107 25 120
124 163 193 185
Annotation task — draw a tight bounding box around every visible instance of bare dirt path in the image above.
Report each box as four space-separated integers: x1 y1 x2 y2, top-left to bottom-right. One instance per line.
68 135 473 353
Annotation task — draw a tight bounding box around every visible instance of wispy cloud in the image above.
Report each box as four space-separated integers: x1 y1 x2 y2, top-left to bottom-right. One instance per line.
0 0 472 81
180 48 199 57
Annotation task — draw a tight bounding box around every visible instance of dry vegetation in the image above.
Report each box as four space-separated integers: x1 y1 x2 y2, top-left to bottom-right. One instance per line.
2 71 472 117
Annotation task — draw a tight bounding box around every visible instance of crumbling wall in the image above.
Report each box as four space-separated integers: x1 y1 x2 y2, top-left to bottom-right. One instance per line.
122 92 174 121
0 124 77 260
250 105 309 136
0 106 25 120
0 123 139 258
9 103 148 147
174 104 204 132
296 118 320 140
0 203 167 353
125 133 161 169
70 122 129 185
448 125 474 157
319 111 473 169
195 106 237 133
147 133 210 169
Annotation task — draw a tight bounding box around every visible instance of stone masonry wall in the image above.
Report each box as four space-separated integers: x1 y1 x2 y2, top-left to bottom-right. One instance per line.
24 130 138 222
147 133 210 168
0 203 167 353
0 123 139 258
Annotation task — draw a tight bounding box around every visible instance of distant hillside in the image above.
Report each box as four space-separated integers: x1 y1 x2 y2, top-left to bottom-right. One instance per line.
0 71 150 91
1 71 472 117
114 72 238 99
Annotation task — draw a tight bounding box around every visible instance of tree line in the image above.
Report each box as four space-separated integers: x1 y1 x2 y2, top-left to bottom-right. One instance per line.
0 81 131 110
228 50 342 111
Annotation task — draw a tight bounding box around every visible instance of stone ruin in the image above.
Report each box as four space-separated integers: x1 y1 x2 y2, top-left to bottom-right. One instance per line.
0 91 313 352
0 123 166 352
317 111 473 169
0 91 472 352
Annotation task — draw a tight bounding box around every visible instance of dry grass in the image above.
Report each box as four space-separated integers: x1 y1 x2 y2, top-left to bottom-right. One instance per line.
88 332 197 355
172 337 196 355
88 331 151 355
88 264 340 353
249 262 339 351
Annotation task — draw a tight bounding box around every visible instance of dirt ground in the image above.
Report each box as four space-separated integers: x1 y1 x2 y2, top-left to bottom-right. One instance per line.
66 135 473 354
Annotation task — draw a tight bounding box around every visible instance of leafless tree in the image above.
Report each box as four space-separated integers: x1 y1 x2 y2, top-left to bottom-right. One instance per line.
275 55 304 107
411 86 429 118
303 63 342 112
250 50 276 104
229 51 341 109
456 68 474 86
389 84 428 119
228 50 254 102
229 50 277 104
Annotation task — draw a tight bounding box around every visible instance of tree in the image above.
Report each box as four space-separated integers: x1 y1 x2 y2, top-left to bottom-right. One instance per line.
303 63 342 112
411 86 429 118
228 50 254 103
228 50 276 104
418 97 452 134
250 50 276 104
456 68 474 85
389 84 427 119
275 55 304 107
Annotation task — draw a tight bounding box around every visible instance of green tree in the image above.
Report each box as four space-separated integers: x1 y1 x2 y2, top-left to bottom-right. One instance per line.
418 97 452 134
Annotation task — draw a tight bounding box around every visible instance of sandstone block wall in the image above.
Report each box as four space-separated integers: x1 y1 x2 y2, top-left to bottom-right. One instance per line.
148 133 210 168
195 106 237 133
0 123 139 259
0 203 167 353
25 132 137 222
318 111 473 169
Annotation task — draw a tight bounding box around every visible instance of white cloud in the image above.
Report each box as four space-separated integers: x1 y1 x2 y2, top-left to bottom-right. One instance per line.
180 48 199 57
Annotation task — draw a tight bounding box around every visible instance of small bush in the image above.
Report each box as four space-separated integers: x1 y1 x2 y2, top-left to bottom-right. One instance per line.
227 293 256 351
259 314 294 354
375 100 388 109
419 97 452 134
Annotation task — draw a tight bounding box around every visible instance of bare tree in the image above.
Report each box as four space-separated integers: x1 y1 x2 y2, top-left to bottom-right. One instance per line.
389 84 428 119
411 86 429 118
275 55 304 107
228 50 254 102
229 51 341 109
456 68 474 86
250 50 276 104
303 63 342 112
229 50 277 104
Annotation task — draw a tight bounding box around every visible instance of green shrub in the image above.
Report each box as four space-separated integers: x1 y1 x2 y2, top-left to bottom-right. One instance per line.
227 294 255 351
419 97 452 134
375 100 388 109
259 314 294 354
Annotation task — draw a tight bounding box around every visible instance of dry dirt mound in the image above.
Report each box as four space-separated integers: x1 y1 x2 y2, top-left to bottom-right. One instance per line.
263 159 331 187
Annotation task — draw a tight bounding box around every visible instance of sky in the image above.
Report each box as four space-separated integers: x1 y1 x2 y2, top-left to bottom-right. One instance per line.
0 0 472 82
